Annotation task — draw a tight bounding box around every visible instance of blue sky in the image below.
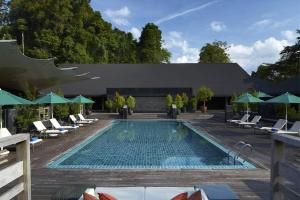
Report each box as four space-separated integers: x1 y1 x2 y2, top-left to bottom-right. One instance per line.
91 0 300 73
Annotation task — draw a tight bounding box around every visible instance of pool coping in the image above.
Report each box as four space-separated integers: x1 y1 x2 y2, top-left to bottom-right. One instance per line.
47 119 256 170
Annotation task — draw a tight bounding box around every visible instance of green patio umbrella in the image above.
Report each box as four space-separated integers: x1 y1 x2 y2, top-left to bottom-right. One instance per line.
34 92 71 119
234 93 264 121
266 92 300 130
0 88 34 128
70 95 94 114
256 91 273 98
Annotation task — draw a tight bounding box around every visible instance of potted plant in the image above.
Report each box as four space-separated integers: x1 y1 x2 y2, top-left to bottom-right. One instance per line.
197 86 214 113
126 96 136 115
105 99 114 113
165 94 173 115
175 94 183 114
190 97 197 113
114 92 125 113
181 93 189 112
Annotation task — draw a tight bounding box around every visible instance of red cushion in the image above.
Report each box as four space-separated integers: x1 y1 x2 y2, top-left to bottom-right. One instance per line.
83 192 98 200
98 193 117 200
188 191 202 200
171 192 188 200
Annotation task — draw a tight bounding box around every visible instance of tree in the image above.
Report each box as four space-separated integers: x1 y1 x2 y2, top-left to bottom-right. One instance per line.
175 94 184 110
181 93 189 111
126 96 136 110
105 99 114 112
138 23 171 63
190 97 197 112
113 92 125 110
199 41 230 63
197 86 214 112
53 89 69 120
165 94 173 108
252 30 300 81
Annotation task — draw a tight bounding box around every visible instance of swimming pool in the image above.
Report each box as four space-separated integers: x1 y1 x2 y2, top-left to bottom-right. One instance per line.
48 120 255 169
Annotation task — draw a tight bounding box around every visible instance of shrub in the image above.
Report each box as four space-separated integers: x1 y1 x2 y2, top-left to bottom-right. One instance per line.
126 96 136 110
190 97 197 111
181 93 189 110
105 99 114 111
274 104 300 120
165 94 173 108
15 106 38 132
114 92 125 109
175 94 184 109
53 89 69 120
69 103 80 114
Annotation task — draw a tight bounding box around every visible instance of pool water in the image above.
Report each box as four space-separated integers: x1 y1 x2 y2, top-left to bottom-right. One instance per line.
48 120 255 169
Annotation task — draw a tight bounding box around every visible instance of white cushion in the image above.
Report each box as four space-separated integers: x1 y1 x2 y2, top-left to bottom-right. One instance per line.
145 187 195 200
78 188 97 200
96 187 144 200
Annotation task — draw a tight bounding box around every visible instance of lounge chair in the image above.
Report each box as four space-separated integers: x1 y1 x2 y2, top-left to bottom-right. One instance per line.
0 128 43 150
227 114 250 124
276 121 300 134
33 121 68 137
238 115 261 127
69 115 92 125
0 128 12 157
50 118 79 130
257 119 287 132
78 113 98 122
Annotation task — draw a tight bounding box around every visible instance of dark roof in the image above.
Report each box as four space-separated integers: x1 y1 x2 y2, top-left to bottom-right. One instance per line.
46 63 255 97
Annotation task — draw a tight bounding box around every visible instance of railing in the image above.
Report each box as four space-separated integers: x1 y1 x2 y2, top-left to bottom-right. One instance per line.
0 134 31 200
271 133 300 200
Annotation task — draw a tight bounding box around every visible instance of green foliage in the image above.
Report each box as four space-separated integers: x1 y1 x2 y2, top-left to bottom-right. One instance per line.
230 93 247 113
53 89 69 120
181 93 189 107
190 97 198 111
274 104 300 120
105 99 113 110
165 94 173 108
126 96 136 110
252 30 300 81
6 0 139 64
113 92 125 109
199 41 230 63
14 84 38 132
138 23 171 63
175 94 184 109
69 103 80 115
197 86 214 107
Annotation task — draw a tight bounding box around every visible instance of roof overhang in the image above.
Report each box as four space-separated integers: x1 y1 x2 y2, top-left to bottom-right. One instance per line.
0 40 94 92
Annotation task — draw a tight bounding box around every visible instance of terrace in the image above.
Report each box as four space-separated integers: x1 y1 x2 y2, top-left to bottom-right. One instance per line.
2 111 299 200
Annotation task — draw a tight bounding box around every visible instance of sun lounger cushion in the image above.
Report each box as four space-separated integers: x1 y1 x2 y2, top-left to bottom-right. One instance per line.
188 191 201 200
171 192 188 200
83 192 98 200
98 193 117 200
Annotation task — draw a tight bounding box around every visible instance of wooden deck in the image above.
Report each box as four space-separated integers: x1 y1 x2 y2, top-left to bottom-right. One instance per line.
4 111 296 200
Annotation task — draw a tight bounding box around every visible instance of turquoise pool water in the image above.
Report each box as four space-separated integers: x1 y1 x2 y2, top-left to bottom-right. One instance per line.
48 120 255 169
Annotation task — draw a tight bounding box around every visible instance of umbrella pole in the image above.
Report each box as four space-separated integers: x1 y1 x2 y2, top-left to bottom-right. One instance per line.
247 103 249 122
0 106 2 129
285 104 288 131
51 104 54 119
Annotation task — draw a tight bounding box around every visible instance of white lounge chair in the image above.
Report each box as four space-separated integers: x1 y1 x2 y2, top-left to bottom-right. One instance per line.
69 115 92 125
0 128 43 150
33 121 68 137
50 118 79 130
227 114 250 124
78 113 98 122
257 119 287 132
238 115 261 127
277 121 300 134
0 128 12 156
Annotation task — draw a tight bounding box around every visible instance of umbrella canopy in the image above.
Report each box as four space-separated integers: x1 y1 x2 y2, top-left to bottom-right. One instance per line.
234 93 264 122
71 95 94 104
34 92 71 118
0 88 34 128
266 92 300 130
266 92 300 104
256 91 273 98
34 92 71 104
234 93 264 103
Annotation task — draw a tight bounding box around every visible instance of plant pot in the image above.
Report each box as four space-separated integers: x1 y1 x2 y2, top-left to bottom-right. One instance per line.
200 106 207 113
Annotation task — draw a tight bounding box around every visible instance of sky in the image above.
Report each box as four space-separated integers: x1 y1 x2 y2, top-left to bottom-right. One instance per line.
91 0 300 74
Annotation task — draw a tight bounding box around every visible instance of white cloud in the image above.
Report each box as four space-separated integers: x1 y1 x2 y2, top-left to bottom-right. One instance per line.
210 21 226 32
155 1 219 24
281 30 297 41
130 27 141 40
249 18 293 30
104 6 130 26
229 36 293 73
164 31 199 63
